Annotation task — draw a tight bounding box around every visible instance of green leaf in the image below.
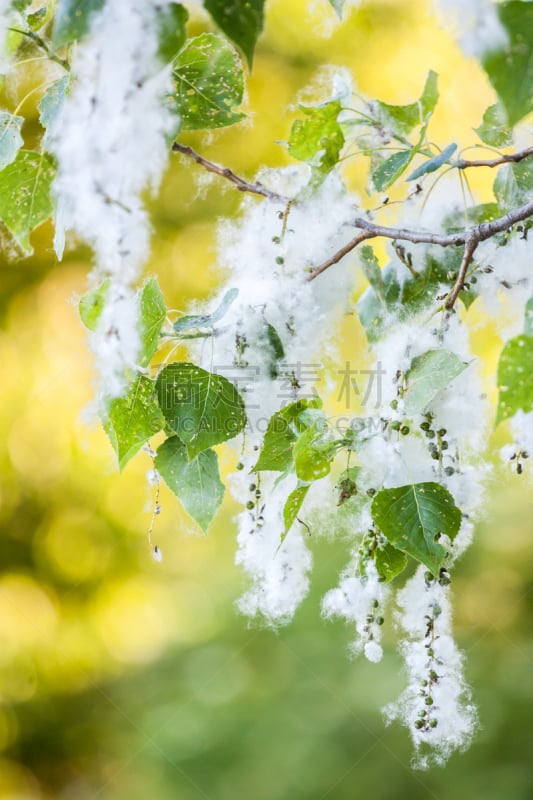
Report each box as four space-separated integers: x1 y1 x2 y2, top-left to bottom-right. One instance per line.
371 482 462 576
172 33 245 130
403 349 468 415
155 436 224 533
203 0 264 68
0 150 55 254
265 320 285 379
173 288 238 334
525 295 533 336
360 245 383 292
27 7 48 30
482 1 533 126
138 278 166 368
474 102 512 147
78 279 110 331
282 485 310 540
293 427 334 482
496 334 533 424
494 159 533 213
373 541 408 583
407 142 457 181
104 375 165 470
157 2 188 63
288 100 345 177
357 262 401 342
0 112 23 171
328 0 344 17
38 75 69 138
375 71 439 137
53 0 105 46
253 398 323 472
156 362 246 459
372 150 412 192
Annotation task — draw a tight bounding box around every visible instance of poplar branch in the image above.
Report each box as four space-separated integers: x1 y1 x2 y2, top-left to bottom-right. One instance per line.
306 200 533 309
455 146 533 169
172 142 289 203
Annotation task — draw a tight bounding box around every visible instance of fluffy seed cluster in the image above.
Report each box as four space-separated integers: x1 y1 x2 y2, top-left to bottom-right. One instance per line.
51 0 176 396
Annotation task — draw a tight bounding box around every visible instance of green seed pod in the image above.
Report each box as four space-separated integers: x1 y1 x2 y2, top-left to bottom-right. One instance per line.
246 500 255 510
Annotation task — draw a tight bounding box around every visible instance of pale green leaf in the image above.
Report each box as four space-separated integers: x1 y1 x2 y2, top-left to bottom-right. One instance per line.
0 150 55 254
403 349 468 415
373 541 408 583
38 76 69 138
173 288 238 333
407 142 457 181
156 362 246 459
282 485 310 540
372 150 412 192
155 436 224 532
78 279 110 331
0 112 23 171
138 277 166 368
293 427 334 482
172 33 245 130
371 482 462 576
474 102 512 147
253 398 323 473
288 100 344 176
496 334 533 424
375 71 439 137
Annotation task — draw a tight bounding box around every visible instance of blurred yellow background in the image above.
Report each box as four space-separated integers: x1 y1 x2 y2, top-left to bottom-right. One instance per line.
0 1 532 798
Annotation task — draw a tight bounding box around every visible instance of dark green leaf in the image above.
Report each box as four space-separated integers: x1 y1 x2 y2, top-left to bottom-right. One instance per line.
482 1 533 126
403 349 468 415
265 320 285 378
53 0 105 46
156 362 246 459
138 277 166 368
373 541 408 583
496 334 533 424
78 279 110 331
155 436 224 532
371 482 462 576
407 142 457 181
104 375 165 470
173 288 239 333
288 100 345 177
203 0 264 67
375 71 438 138
157 2 188 63
372 150 412 192
172 32 245 130
282 485 310 540
0 112 23 171
474 102 512 147
0 150 55 254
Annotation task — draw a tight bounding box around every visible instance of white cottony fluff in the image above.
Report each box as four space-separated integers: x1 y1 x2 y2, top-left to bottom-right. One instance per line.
234 470 312 625
434 0 507 58
51 0 176 395
322 560 389 661
384 567 477 768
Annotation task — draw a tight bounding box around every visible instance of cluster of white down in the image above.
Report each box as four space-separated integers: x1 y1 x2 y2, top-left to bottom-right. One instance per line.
195 169 358 625
322 558 390 663
51 0 176 397
433 0 507 58
384 567 477 768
